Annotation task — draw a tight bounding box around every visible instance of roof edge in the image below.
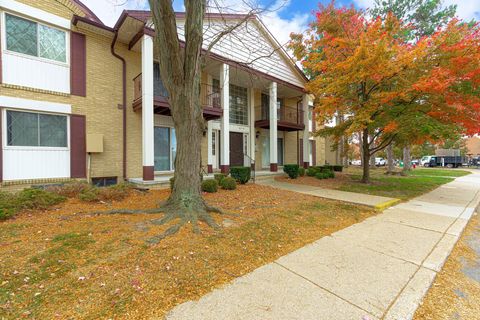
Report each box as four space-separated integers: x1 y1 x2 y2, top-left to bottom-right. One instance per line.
71 0 103 25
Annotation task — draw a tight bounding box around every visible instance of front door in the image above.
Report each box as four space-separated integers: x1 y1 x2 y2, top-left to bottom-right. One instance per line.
230 132 244 166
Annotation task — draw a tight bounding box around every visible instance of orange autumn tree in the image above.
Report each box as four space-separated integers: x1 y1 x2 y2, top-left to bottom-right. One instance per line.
378 19 480 162
289 3 428 182
290 3 480 183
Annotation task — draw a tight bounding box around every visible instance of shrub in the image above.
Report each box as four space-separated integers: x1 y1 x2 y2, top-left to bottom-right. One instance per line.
283 164 300 179
202 179 218 193
315 172 329 180
230 166 251 184
16 188 66 210
46 182 90 198
323 165 333 171
169 177 175 191
306 167 317 177
333 165 343 172
79 183 132 202
298 167 305 177
0 208 15 221
325 169 335 178
220 177 237 190
0 188 66 220
79 187 100 202
214 173 226 183
98 183 132 201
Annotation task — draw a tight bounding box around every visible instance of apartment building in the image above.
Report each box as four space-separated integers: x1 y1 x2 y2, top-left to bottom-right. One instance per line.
0 0 327 186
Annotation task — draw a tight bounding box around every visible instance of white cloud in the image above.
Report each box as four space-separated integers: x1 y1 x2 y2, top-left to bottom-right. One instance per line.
80 0 309 46
80 0 148 27
353 0 480 21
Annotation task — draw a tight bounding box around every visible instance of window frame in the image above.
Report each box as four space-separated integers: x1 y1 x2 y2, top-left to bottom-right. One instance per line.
1 11 70 66
2 109 70 151
153 125 177 173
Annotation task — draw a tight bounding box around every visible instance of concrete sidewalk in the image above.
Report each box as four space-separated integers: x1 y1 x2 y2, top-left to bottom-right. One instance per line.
257 178 400 210
166 171 480 320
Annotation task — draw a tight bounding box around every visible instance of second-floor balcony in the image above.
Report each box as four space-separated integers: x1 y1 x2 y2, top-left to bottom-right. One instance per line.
132 73 223 121
255 105 305 131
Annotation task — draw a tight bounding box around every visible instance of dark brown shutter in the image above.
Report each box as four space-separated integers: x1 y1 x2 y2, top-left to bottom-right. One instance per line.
299 138 303 165
70 114 86 178
312 140 317 166
312 109 317 132
0 109 3 182
0 20 3 84
71 32 86 97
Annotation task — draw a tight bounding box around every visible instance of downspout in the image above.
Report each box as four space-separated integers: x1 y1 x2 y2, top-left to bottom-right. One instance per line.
110 32 128 181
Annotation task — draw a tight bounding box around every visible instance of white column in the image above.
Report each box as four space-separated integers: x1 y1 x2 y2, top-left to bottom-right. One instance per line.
220 64 230 173
207 121 213 173
269 82 278 171
141 35 154 180
249 87 256 169
302 94 310 168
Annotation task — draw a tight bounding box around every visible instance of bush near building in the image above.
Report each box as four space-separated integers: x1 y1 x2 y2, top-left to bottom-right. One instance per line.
230 167 251 184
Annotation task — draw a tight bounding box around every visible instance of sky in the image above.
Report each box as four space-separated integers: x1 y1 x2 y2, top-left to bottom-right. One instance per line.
82 0 480 46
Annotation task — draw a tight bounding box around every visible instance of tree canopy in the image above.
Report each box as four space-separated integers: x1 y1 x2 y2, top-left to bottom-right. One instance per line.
289 2 480 182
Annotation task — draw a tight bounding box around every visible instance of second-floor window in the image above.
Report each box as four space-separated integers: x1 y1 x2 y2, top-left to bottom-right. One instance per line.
5 13 67 63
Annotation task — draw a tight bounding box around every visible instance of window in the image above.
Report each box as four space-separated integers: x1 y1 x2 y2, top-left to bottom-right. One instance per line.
5 13 67 63
6 110 68 147
153 62 169 97
92 177 118 187
229 84 248 125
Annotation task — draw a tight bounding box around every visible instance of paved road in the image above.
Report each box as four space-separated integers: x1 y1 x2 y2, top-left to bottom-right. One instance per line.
165 172 480 320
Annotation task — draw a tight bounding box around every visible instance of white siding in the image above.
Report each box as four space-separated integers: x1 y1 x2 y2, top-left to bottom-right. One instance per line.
176 19 305 88
2 52 70 93
3 148 70 180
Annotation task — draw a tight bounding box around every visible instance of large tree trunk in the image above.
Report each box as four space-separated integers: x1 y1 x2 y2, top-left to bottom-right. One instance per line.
403 145 412 172
387 143 395 174
361 129 370 183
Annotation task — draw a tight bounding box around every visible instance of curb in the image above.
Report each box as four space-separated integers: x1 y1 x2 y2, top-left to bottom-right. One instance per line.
374 198 401 211
384 180 480 320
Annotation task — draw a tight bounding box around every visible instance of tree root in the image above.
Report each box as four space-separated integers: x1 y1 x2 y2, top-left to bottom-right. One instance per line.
91 199 232 243
90 208 166 215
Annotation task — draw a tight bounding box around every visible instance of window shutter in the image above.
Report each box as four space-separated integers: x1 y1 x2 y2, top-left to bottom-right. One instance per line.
312 110 317 132
70 114 86 178
299 138 303 165
0 109 3 182
0 20 3 84
312 140 317 166
70 32 86 97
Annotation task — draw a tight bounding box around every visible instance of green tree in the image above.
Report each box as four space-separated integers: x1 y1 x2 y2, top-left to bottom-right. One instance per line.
371 0 457 39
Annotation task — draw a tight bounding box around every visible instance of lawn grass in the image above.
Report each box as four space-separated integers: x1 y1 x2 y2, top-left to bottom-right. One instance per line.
0 184 376 319
337 174 454 200
280 166 460 201
407 168 471 177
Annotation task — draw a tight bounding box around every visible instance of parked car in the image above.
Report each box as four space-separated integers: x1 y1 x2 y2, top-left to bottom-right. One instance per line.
375 158 386 166
351 159 362 166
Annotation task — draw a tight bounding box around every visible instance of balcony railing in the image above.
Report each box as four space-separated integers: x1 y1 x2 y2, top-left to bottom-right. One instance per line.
133 74 220 110
259 105 304 125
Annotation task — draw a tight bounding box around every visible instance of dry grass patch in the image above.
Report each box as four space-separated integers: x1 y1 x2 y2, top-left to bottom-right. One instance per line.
0 184 375 319
414 214 480 320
